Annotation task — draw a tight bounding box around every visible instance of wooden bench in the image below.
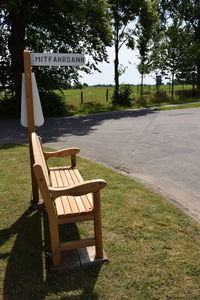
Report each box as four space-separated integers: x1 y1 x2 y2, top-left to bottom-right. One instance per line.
31 132 107 267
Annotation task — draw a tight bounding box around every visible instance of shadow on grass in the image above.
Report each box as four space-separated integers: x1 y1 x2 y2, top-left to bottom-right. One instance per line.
0 143 27 150
2 209 102 300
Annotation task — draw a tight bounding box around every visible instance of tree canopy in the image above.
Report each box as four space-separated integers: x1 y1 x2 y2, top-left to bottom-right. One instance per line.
0 0 112 108
159 0 200 90
1 0 200 109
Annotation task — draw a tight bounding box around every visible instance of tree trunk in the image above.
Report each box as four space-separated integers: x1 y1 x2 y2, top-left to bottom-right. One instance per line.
196 56 200 93
8 6 26 112
114 39 119 102
113 1 119 104
140 72 144 98
171 72 174 99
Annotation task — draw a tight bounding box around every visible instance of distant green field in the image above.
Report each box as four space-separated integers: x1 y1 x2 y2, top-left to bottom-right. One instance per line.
59 86 115 105
58 84 194 105
0 84 198 118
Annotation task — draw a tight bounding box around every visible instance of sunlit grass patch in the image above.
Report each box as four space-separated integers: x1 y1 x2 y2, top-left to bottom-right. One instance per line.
0 144 200 299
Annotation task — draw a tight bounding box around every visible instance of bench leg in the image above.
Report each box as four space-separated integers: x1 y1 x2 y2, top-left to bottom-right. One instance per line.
49 220 61 266
93 191 103 259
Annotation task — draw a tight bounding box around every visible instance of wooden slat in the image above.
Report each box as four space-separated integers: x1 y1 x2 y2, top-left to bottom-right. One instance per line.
49 166 94 216
63 167 76 185
50 169 66 215
69 169 88 213
58 213 94 224
59 168 86 214
57 169 73 215
55 168 79 214
73 168 93 210
60 238 96 252
32 134 50 185
60 169 87 213
87 193 93 207
63 168 86 214
50 169 72 215
69 168 93 212
59 168 70 187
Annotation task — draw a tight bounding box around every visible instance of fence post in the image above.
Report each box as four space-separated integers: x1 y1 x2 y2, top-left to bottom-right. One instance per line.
106 89 109 102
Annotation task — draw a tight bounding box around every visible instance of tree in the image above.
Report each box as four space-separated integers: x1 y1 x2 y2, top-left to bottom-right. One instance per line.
0 0 112 110
159 0 200 91
109 0 157 104
109 0 143 104
136 0 157 97
150 13 198 98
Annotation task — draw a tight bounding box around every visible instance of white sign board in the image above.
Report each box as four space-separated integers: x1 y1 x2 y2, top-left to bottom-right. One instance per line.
31 53 85 66
21 73 44 127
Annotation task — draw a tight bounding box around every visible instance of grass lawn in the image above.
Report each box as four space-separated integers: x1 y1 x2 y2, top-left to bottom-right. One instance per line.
0 144 200 299
55 85 200 116
1 85 200 118
154 102 200 111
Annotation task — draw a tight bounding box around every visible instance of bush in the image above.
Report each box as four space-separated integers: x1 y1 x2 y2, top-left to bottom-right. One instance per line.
39 90 67 116
135 96 148 107
0 96 18 118
175 88 199 98
112 85 133 107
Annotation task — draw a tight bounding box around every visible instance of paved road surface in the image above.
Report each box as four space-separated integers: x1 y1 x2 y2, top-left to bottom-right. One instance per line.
1 107 200 221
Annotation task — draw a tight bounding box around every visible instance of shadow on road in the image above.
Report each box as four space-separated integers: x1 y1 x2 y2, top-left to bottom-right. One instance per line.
0 109 155 145
38 109 155 143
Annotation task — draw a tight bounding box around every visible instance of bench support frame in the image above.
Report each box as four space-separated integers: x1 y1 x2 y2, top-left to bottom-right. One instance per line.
32 133 107 267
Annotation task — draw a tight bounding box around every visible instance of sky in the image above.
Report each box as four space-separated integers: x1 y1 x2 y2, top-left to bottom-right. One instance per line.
79 45 156 86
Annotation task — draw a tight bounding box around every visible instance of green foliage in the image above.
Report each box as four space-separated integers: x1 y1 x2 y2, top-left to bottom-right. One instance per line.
109 0 146 98
112 85 133 106
159 0 200 89
0 96 18 118
39 91 67 116
73 82 83 89
0 0 112 102
136 0 158 78
175 88 199 98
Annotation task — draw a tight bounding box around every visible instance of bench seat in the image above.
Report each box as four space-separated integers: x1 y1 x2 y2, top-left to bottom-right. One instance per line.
50 166 94 219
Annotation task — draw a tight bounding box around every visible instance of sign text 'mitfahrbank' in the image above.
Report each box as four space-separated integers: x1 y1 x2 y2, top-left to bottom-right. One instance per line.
31 53 85 66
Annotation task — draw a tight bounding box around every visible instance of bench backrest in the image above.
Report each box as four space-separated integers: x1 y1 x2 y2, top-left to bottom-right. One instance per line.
32 132 50 186
32 132 57 218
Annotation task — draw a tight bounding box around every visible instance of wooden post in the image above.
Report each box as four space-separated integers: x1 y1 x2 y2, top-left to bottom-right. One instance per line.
93 191 103 258
81 91 83 103
23 50 39 203
137 84 139 94
106 89 109 102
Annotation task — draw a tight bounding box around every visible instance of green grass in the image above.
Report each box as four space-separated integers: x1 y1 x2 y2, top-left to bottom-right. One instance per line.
55 85 200 116
1 144 200 299
1 85 200 118
61 86 115 105
59 85 196 105
154 102 200 111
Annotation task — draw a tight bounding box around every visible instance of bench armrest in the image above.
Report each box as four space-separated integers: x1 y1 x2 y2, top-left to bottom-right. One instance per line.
44 148 80 159
44 148 80 168
49 179 107 198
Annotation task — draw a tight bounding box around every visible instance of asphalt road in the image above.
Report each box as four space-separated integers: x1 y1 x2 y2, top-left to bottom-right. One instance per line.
1 107 200 221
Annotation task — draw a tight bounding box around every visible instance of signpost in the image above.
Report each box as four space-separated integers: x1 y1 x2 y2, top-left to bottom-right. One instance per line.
156 75 162 86
31 53 85 66
22 50 85 205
